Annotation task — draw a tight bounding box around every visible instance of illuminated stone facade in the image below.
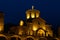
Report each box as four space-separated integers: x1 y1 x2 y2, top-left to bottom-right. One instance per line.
0 6 60 40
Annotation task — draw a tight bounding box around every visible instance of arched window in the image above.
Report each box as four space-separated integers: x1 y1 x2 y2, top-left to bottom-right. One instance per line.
26 13 30 19
36 12 39 18
31 12 35 18
37 29 45 36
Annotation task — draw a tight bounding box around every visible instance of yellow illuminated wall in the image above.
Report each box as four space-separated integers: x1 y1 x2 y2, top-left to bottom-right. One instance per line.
46 30 53 37
41 25 46 30
32 23 38 31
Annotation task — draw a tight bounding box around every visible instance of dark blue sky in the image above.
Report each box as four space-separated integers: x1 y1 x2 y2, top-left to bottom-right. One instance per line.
0 0 60 28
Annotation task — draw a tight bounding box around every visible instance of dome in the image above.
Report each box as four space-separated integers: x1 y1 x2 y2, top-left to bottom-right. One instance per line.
26 6 40 19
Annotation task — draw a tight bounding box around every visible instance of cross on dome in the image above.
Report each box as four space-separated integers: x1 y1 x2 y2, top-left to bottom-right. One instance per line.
32 6 34 9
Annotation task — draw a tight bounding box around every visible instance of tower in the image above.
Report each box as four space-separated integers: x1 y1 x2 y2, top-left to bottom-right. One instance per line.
0 11 4 33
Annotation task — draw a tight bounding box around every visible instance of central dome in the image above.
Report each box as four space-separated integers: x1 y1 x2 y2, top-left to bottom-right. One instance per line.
26 6 40 19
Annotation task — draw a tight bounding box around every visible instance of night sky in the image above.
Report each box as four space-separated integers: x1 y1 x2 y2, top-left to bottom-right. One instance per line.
0 0 60 29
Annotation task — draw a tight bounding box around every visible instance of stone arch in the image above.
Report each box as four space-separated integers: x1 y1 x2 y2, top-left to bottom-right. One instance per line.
36 28 45 32
25 36 35 40
36 28 46 36
10 35 21 40
0 34 8 40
